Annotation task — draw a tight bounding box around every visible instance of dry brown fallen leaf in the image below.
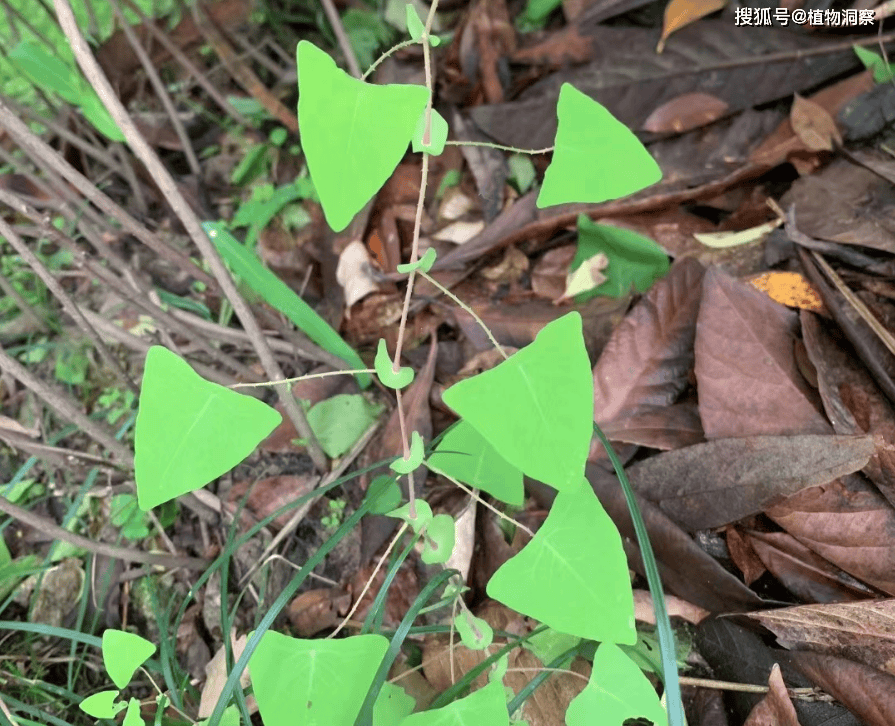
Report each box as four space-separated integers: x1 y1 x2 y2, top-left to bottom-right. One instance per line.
743 663 802 726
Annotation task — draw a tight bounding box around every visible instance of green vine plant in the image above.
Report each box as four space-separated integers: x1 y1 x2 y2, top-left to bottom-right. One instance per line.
89 2 688 725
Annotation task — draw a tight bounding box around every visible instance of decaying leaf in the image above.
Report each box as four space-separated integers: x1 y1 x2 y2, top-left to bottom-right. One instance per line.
336 240 380 310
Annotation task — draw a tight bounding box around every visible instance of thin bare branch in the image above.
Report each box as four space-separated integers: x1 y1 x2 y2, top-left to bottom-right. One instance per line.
52 0 327 469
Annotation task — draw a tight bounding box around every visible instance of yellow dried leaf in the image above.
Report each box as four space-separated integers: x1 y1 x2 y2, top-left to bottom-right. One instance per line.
658 0 727 53
747 271 824 312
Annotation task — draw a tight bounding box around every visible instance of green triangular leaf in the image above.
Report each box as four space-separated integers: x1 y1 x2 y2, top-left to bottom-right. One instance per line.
79 690 123 719
537 83 661 208
487 479 636 644
373 682 415 726
249 630 388 726
566 643 668 726
441 313 592 492
102 630 156 689
297 41 429 231
399 678 509 725
427 420 523 506
571 216 669 300
134 346 282 511
123 698 146 726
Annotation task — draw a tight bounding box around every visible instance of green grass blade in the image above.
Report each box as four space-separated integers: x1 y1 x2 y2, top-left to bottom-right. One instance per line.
203 221 370 388
353 568 458 726
593 422 683 726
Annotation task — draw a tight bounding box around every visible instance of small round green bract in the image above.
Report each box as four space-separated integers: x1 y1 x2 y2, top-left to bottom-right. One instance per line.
364 475 403 514
411 107 448 156
396 246 437 274
406 4 426 41
390 430 424 474
455 610 494 650
375 339 415 389
422 513 455 565
386 498 432 534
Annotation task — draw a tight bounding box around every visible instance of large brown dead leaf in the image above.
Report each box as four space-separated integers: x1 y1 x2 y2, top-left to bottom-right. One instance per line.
695 267 831 438
586 464 764 613
592 256 705 426
781 160 895 255
766 473 895 596
627 434 875 531
780 650 895 726
453 293 628 361
744 529 876 604
747 600 895 676
696 619 860 725
599 400 705 450
802 310 895 507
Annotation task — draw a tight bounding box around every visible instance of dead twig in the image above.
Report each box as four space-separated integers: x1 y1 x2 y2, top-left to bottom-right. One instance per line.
54 0 328 470
0 495 208 570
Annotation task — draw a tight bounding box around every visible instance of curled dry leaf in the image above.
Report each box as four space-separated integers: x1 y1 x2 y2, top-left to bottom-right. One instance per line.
725 526 767 586
765 473 895 595
743 663 802 726
791 93 842 152
200 632 256 718
632 589 709 625
747 599 895 676
658 0 727 52
336 239 381 310
562 252 608 300
744 528 876 603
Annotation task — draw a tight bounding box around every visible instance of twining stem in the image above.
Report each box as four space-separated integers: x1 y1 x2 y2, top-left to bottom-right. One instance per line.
228 368 376 389
445 140 554 155
419 271 508 360
363 39 418 80
390 0 441 521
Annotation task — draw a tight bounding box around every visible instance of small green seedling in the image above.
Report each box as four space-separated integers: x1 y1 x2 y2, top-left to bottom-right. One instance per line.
78 629 156 725
321 498 347 531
